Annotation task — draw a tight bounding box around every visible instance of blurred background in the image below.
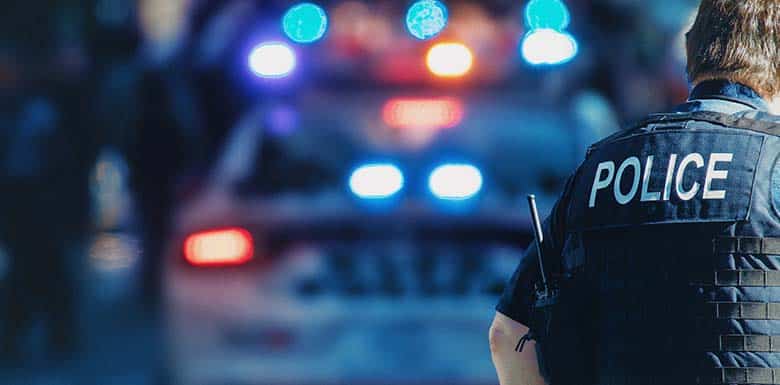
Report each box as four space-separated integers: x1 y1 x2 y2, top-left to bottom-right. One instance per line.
0 0 698 384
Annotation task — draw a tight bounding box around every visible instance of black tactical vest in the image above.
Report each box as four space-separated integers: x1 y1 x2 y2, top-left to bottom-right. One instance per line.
533 110 780 385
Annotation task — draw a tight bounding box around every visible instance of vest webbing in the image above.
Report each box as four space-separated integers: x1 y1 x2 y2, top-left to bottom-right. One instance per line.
692 270 780 287
716 335 780 352
714 237 780 255
699 237 780 384
698 367 780 384
699 302 780 320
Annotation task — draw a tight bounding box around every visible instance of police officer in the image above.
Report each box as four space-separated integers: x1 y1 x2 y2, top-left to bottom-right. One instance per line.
489 1 780 384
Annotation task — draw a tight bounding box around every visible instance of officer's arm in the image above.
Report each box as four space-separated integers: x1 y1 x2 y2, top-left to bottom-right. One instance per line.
490 176 575 385
489 312 546 385
490 238 549 385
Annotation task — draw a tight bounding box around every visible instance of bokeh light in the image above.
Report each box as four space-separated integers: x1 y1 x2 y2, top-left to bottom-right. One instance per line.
406 0 449 40
426 42 473 78
283 3 329 43
349 164 404 199
521 28 578 65
184 228 254 266
382 97 464 130
429 164 483 200
524 0 570 31
248 42 296 78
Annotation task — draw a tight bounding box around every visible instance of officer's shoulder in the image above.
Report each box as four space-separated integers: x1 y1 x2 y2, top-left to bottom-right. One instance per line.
584 112 684 157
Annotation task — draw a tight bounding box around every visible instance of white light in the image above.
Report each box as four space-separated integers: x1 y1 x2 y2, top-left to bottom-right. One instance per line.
248 42 296 78
426 42 474 78
349 164 404 199
521 29 578 65
429 164 483 200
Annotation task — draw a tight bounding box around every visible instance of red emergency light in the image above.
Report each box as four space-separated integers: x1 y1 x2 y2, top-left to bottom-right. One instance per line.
183 228 254 267
382 97 464 130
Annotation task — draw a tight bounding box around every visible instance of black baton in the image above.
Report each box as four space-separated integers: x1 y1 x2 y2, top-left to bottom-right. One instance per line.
527 194 548 290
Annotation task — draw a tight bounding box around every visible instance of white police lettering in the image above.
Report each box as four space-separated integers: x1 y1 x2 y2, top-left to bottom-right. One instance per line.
676 153 705 201
588 152 734 207
641 155 661 202
614 156 641 205
703 153 733 199
663 154 678 201
589 161 615 208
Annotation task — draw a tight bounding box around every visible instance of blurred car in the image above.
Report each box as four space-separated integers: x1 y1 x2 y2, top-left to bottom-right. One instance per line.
162 90 578 385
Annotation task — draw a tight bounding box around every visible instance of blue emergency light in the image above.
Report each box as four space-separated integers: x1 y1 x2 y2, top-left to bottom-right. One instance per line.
282 3 328 44
429 164 483 200
349 163 405 199
406 0 449 40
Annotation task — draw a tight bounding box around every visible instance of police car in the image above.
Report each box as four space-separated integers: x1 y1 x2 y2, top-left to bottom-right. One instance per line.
162 91 582 385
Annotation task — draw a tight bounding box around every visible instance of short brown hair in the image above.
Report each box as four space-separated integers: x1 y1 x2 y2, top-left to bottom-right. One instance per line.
686 0 780 98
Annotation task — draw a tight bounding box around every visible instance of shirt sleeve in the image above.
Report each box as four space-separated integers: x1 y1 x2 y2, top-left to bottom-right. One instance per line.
495 176 575 325
495 240 542 325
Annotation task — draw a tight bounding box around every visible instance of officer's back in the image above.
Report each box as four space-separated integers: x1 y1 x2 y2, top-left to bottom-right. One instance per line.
489 1 780 384
561 84 780 383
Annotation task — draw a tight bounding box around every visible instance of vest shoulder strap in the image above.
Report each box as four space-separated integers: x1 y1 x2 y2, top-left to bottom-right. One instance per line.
643 110 780 136
586 110 780 157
